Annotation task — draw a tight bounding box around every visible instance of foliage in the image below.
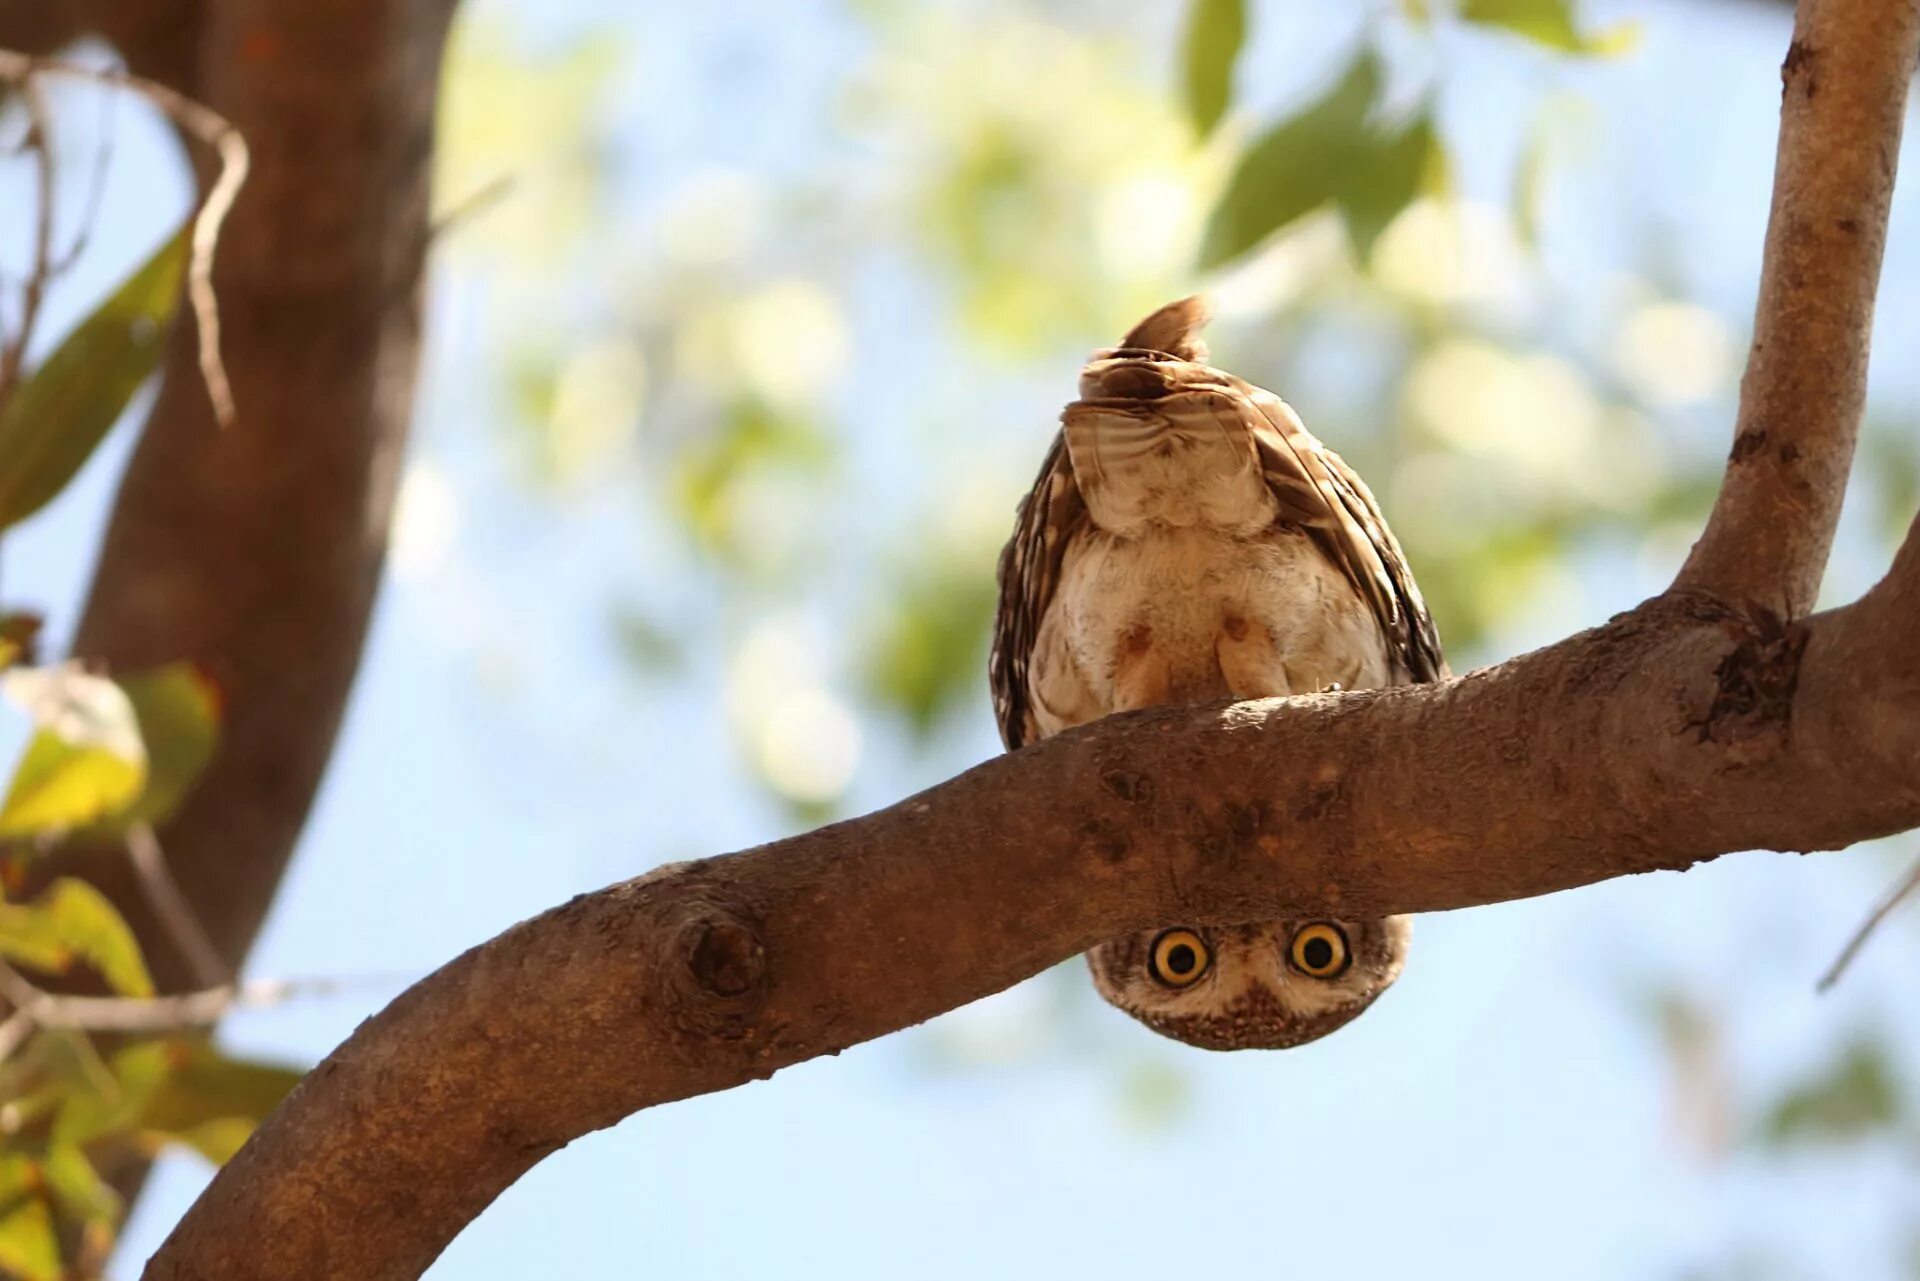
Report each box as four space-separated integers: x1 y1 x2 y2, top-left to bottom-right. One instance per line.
0 110 286 1275
0 229 187 532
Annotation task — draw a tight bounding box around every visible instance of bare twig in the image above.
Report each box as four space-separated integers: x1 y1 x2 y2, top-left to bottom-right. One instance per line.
0 50 249 428
46 80 121 279
125 823 226 989
0 71 53 417
1816 854 1920 992
429 173 515 244
0 1006 31 1063
0 959 394 1065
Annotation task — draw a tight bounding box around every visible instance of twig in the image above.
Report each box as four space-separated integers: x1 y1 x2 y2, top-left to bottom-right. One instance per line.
1816 854 1920 992
0 51 250 428
46 78 121 280
126 822 226 989
430 173 515 244
0 71 53 418
0 1006 30 1063
0 960 395 1064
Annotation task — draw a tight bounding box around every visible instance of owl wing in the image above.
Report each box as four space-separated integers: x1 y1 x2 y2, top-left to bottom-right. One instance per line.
1235 377 1448 686
989 431 1086 751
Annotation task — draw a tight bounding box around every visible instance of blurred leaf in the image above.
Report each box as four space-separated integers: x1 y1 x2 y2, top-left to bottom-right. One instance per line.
859 560 997 739
1202 51 1379 269
1459 0 1639 56
0 879 154 997
0 665 147 838
0 1197 58 1281
0 1156 39 1209
1181 0 1245 139
609 603 685 675
1513 118 1551 250
126 1038 304 1161
668 401 831 571
41 1144 117 1226
1339 113 1444 259
1758 1038 1904 1148
1117 1059 1191 1131
104 664 221 830
1201 51 1441 268
0 229 187 531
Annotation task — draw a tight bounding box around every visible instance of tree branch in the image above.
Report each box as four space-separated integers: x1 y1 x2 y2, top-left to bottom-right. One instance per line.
138 1 1920 1278
144 581 1920 1281
1675 0 1920 616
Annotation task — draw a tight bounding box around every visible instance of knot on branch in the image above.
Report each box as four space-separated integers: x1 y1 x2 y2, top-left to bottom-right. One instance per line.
1691 605 1810 760
664 899 768 1040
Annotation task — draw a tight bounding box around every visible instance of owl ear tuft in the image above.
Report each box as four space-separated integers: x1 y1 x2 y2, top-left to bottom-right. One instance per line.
1119 295 1212 363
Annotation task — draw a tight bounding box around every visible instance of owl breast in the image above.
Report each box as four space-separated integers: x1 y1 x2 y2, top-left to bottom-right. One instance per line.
1027 523 1394 736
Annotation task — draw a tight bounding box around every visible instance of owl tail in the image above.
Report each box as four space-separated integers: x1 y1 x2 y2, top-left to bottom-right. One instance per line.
1119 295 1212 363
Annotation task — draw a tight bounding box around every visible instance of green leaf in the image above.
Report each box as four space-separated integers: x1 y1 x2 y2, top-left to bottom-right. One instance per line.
1181 0 1246 139
105 664 221 830
1200 50 1381 269
128 1039 305 1163
0 1196 59 1281
859 559 997 740
0 228 189 531
1200 50 1446 268
0 665 148 838
1459 0 1639 56
0 879 154 997
0 1155 40 1206
41 1144 118 1225
1759 1038 1904 1147
1337 112 1444 259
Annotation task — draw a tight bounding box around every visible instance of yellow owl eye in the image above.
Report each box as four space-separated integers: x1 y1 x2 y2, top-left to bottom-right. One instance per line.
1289 924 1351 978
1148 929 1211 988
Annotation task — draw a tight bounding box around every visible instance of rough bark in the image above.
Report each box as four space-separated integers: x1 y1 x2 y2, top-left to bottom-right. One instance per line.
1675 0 1918 613
132 0 1920 1276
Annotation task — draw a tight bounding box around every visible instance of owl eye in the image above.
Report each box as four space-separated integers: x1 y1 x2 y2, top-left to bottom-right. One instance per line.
1288 923 1351 978
1148 929 1211 988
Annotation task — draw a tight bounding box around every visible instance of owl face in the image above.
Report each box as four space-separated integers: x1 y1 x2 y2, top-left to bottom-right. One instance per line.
1086 916 1411 1051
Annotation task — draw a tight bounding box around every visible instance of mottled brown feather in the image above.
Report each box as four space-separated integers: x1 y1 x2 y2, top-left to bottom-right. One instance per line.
990 299 1443 752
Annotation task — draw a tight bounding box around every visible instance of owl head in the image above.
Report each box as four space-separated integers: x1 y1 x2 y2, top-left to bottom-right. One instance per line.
1086 916 1411 1050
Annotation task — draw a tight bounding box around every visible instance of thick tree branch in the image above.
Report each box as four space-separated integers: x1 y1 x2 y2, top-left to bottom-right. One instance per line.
51 0 456 998
140 1 1920 1278
144 580 1920 1281
1675 0 1920 616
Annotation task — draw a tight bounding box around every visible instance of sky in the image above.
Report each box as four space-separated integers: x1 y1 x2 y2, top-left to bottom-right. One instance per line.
3 0 1919 1277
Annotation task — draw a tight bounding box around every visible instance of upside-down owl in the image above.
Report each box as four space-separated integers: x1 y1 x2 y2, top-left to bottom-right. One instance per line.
989 297 1446 1051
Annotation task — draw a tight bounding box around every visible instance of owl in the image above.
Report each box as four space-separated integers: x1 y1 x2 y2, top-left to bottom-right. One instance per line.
988 296 1446 1050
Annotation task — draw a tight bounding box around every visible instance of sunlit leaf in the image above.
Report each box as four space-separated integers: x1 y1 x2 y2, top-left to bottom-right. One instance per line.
106 664 221 830
0 879 153 997
41 1144 117 1225
1181 0 1245 139
0 1155 39 1206
1459 0 1639 56
129 1039 304 1161
0 229 187 531
0 665 147 838
0 1196 59 1281
1758 1038 1904 1147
